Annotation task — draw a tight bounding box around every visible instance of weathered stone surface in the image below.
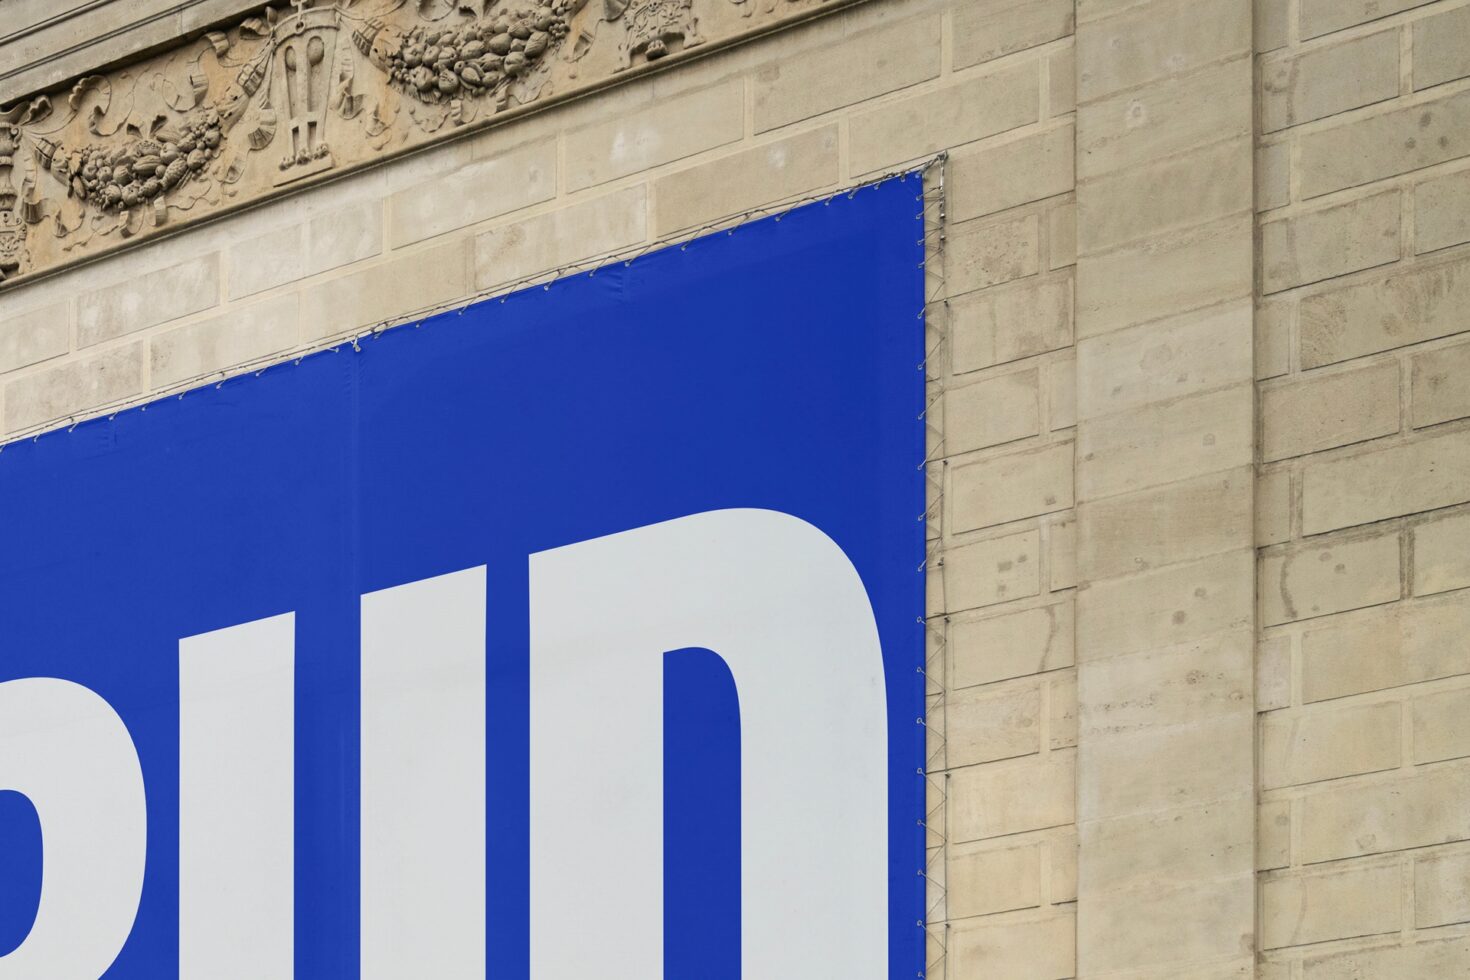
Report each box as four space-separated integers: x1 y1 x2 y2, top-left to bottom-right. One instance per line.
1303 938 1470 979
1077 872 1254 974
1261 191 1401 293
299 240 467 341
1076 550 1254 660
954 0 1074 70
77 255 221 348
1299 764 1470 863
1413 687 1470 764
950 750 1075 841
1257 634 1292 711
851 59 1041 176
1301 428 1470 534
949 909 1076 978
1415 167 1470 254
950 123 1073 223
389 140 556 249
752 16 941 133
1259 30 1398 133
945 530 1043 613
1298 88 1470 198
945 369 1041 454
949 213 1042 294
1415 850 1470 926
1257 468 1292 547
1301 592 1470 702
1257 799 1291 869
565 82 743 191
1080 712 1253 818
1412 340 1470 428
474 186 647 290
1259 531 1401 627
1260 861 1400 948
1084 798 1254 893
1079 632 1252 738
1076 0 1250 102
948 840 1042 918
1299 255 1470 367
1414 2 1470 91
951 273 1073 374
1413 510 1470 596
1256 140 1290 211
1079 469 1252 580
952 440 1074 532
948 681 1043 766
0 302 68 376
1261 700 1401 788
1261 361 1400 461
3 342 144 432
949 600 1075 690
653 127 839 234
1299 0 1436 39
150 294 299 388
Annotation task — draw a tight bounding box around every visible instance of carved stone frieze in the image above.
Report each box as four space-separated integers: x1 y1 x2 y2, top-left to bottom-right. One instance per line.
0 0 847 288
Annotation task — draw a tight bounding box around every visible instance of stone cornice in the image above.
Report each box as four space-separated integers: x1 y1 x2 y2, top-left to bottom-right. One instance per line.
0 0 860 291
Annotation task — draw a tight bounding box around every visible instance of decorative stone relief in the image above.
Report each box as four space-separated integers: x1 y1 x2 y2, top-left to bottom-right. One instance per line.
0 0 844 288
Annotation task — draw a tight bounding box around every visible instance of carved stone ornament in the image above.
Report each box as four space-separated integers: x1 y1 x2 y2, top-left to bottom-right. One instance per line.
0 0 842 288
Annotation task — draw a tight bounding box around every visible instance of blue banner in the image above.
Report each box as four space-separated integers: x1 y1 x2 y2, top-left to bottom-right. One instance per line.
0 177 925 977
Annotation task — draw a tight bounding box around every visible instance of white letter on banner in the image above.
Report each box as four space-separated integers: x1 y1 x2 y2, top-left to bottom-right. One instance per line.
0 678 147 980
360 566 487 979
179 614 295 979
529 508 888 979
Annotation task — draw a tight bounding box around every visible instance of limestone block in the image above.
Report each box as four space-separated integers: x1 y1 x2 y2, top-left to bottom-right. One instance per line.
1261 700 1402 789
388 139 556 248
948 681 1042 767
950 749 1075 841
1256 300 1291 380
1078 138 1251 256
1256 140 1290 211
1413 687 1470 764
0 302 68 376
1299 763 1470 862
229 224 305 300
752 16 941 133
1079 631 1253 738
1260 532 1401 627
1255 0 1289 52
1076 551 1253 661
1048 670 1077 749
1077 57 1252 180
1415 850 1470 927
1076 301 1252 420
948 213 1041 295
1414 3 1470 91
1048 515 1077 590
1081 712 1253 820
954 0 1074 71
77 255 220 348
1301 428 1470 534
1260 30 1399 133
948 909 1075 978
474 186 647 290
653 126 839 234
1258 799 1291 870
1260 861 1400 948
565 81 743 190
1078 468 1253 580
1047 201 1076 269
1261 361 1400 462
950 123 1074 223
1082 797 1254 894
944 368 1041 454
1300 0 1435 39
150 294 299 389
1257 468 1292 548
1413 510 1470 595
306 202 385 281
947 840 1042 918
1301 592 1470 702
951 272 1073 374
1303 938 1470 978
299 240 467 341
1076 0 1250 102
851 59 1041 175
1258 634 1292 711
1415 167 1470 255
3 342 144 433
1298 88 1470 198
949 599 1075 690
1077 873 1254 973
1077 385 1253 501
1413 340 1470 429
1261 191 1401 294
1300 254 1470 367
1077 215 1252 338
1049 44 1076 117
952 440 1074 532
945 529 1042 612
1050 831 1078 901
1044 353 1076 432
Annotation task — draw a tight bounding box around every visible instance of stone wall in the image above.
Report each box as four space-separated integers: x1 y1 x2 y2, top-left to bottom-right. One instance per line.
1254 0 1470 975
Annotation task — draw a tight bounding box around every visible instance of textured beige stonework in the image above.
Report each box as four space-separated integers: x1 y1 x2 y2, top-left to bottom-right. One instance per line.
8 0 1470 975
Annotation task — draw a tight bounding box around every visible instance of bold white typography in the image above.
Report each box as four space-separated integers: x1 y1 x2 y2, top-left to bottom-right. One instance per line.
0 509 888 979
